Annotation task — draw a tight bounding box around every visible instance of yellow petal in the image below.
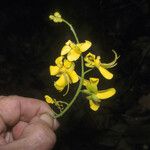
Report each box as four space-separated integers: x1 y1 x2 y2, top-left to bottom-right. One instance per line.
88 78 99 93
89 78 99 85
64 59 73 68
98 66 113 80
89 100 100 111
61 45 71 55
94 56 101 67
49 66 60 75
96 88 116 99
84 52 95 62
83 78 98 93
66 40 73 46
67 49 81 61
85 62 94 68
77 40 92 52
44 95 54 104
54 12 61 18
49 15 54 20
54 74 67 91
83 79 90 87
84 53 95 68
55 56 63 67
53 17 62 23
67 70 79 83
69 41 77 49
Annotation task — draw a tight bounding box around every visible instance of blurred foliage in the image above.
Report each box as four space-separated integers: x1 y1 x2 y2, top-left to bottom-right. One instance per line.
0 0 150 149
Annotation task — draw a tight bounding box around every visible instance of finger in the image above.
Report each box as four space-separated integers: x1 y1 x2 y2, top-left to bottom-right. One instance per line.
0 114 57 150
39 113 59 130
0 95 56 126
0 135 6 145
0 136 6 145
12 113 59 140
18 96 59 130
12 121 28 140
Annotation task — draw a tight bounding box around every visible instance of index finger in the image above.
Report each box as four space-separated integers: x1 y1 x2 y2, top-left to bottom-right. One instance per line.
0 95 53 126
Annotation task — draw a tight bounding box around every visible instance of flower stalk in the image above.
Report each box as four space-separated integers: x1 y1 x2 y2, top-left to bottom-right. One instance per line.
45 11 119 118
62 19 79 44
54 16 85 118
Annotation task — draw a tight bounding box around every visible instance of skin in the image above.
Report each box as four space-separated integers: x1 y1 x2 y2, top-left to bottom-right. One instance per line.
0 95 59 150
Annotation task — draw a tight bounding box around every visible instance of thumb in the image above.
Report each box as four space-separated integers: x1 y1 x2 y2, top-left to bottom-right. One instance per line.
39 113 59 131
0 114 59 150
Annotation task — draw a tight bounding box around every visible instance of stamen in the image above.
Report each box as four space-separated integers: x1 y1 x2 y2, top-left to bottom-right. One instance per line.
63 74 70 96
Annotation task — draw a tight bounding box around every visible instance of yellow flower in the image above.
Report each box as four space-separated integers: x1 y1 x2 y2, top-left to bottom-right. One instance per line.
82 78 116 111
45 95 55 104
50 56 79 91
84 50 119 80
61 40 92 61
49 12 63 23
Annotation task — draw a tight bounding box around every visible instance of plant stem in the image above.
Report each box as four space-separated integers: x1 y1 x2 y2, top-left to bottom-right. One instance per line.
62 19 79 43
84 69 93 75
55 19 85 118
55 56 84 118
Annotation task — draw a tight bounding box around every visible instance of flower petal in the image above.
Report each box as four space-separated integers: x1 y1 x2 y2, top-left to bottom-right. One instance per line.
89 100 100 111
98 66 113 80
67 49 81 61
96 88 116 99
84 53 96 68
53 18 62 23
54 74 67 91
61 45 71 55
54 12 61 18
84 52 95 62
55 56 64 67
44 95 54 104
94 56 101 67
49 66 60 75
67 70 79 83
49 15 54 20
85 78 99 92
83 78 98 93
64 59 73 68
85 62 94 68
89 78 99 85
77 40 92 52
83 79 90 87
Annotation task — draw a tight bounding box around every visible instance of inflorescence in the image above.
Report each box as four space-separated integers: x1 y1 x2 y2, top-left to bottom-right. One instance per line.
45 12 119 118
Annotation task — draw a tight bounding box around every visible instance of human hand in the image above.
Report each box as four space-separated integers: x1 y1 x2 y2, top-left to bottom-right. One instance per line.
0 95 59 150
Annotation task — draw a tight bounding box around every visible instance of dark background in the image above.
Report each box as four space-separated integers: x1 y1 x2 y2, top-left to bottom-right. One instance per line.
0 0 150 150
